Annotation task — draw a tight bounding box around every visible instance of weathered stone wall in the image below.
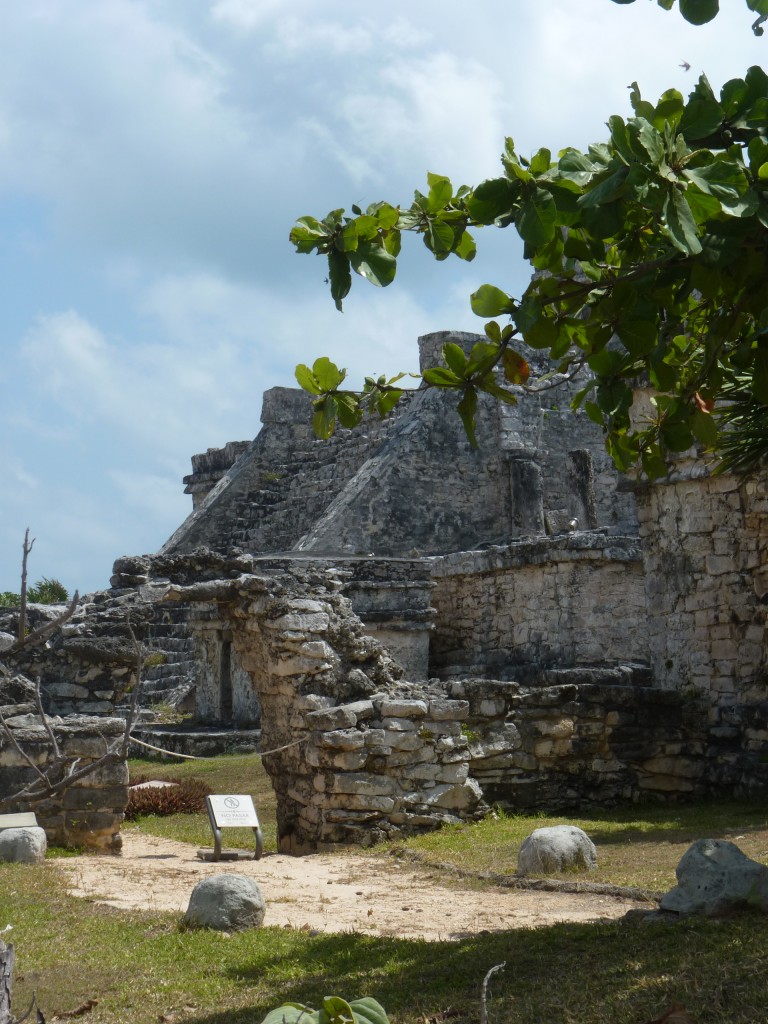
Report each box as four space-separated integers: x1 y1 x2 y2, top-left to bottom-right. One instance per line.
429 533 647 678
0 683 128 851
452 673 710 810
162 386 417 558
2 596 143 717
162 564 485 852
634 462 768 702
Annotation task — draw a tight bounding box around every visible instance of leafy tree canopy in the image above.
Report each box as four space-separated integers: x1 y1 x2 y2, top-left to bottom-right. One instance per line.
0 578 69 607
290 1 768 477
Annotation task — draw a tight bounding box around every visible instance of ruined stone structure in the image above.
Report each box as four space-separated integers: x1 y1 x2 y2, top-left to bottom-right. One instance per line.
0 675 127 850
2 329 766 854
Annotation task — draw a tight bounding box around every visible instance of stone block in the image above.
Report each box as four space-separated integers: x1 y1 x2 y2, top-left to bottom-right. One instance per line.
377 699 428 718
428 698 469 721
316 729 365 751
332 773 396 797
0 827 47 864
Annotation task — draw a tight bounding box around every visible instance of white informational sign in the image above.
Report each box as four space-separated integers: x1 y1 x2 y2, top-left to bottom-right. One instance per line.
208 795 260 828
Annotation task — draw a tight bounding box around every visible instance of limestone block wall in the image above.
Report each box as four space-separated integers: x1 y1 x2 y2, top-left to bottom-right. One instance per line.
294 694 485 848
0 708 128 850
429 533 647 678
450 673 709 811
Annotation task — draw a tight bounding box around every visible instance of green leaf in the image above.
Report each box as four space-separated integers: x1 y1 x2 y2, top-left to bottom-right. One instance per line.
295 364 322 395
376 389 403 416
683 157 748 203
467 178 519 224
374 203 399 229
480 379 519 405
470 284 516 317
691 407 718 447
426 173 453 213
328 250 351 311
339 221 359 253
662 189 702 254
422 366 462 387
312 357 345 391
466 341 499 375
453 229 477 261
290 216 328 253
679 0 719 25
313 396 338 439
336 393 363 429
679 98 724 142
322 997 355 1024
349 999 390 1024
515 187 557 247
578 166 629 209
424 218 455 255
261 1003 318 1024
349 243 397 287
443 342 468 377
529 147 551 175
457 387 479 448
617 319 658 356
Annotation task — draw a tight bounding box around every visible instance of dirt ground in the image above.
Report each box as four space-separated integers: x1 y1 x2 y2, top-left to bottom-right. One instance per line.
57 830 654 940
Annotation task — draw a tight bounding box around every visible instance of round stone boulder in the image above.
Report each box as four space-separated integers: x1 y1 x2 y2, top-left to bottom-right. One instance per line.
184 874 266 931
517 825 597 876
660 838 768 917
0 826 48 864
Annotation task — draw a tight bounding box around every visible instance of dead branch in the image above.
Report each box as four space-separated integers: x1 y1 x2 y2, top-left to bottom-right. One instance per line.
0 611 145 814
9 591 79 656
479 963 506 1024
17 530 35 645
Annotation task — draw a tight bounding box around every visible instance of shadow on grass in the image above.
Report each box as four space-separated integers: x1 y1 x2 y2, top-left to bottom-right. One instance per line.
187 914 768 1024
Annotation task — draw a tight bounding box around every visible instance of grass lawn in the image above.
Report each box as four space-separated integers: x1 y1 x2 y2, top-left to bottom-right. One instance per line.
1 753 766 1024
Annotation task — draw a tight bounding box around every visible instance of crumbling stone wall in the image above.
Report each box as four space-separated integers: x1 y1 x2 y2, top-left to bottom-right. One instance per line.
452 672 709 810
0 676 127 850
429 533 647 678
163 564 486 852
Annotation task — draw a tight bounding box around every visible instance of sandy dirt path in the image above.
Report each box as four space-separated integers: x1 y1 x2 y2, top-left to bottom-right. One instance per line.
57 830 652 940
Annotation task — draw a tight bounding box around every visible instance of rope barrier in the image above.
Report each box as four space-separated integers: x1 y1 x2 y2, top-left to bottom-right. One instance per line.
129 733 309 761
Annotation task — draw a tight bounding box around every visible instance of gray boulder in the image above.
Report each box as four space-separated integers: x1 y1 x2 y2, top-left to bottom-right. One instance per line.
517 825 597 876
184 874 266 931
0 631 15 652
0 827 47 864
660 838 768 917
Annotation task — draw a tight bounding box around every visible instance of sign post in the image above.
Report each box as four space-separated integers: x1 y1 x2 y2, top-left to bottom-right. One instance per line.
197 795 264 862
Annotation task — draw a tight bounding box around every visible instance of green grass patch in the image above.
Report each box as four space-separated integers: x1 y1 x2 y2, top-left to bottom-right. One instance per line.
127 752 278 852
3 859 768 1024
382 801 768 892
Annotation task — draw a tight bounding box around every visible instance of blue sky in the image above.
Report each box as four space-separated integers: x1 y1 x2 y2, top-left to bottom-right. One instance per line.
1 0 764 595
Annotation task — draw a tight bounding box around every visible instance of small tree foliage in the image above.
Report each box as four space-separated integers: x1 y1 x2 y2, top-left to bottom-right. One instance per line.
290 2 768 478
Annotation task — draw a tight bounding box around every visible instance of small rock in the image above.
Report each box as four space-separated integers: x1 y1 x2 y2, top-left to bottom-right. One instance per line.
660 838 768 917
184 874 266 931
517 825 597 875
0 827 47 864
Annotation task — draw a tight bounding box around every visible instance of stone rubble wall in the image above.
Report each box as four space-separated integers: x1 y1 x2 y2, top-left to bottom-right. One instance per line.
2 594 146 717
163 386 417 558
429 533 647 678
634 461 768 704
0 698 128 851
450 674 710 810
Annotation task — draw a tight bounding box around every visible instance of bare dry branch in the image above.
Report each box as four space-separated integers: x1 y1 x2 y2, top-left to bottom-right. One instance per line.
0 706 47 784
17 529 35 645
32 678 61 761
9 591 80 656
